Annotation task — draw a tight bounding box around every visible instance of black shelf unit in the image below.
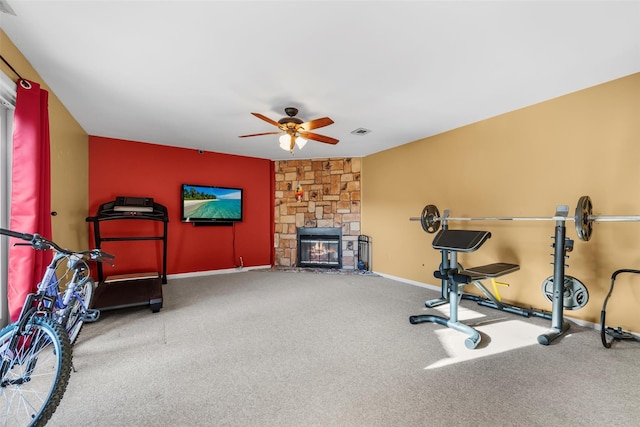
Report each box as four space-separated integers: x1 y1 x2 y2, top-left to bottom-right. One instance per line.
86 200 168 313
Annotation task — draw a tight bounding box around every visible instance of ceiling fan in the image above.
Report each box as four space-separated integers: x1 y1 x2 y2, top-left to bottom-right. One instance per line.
239 107 339 153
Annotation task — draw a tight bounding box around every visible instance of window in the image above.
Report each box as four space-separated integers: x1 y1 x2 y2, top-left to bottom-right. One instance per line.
0 71 16 326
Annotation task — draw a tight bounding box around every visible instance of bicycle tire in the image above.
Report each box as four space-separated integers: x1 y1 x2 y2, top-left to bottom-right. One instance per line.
62 276 96 345
0 316 73 427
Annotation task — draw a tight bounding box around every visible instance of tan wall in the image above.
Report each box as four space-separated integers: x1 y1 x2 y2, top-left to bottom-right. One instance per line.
362 73 640 332
1 30 89 249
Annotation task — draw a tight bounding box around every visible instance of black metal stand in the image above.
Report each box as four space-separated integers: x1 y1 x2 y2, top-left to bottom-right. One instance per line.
537 214 572 345
86 200 169 313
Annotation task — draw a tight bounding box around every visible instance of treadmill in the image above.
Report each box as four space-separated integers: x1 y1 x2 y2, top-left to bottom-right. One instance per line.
86 197 168 313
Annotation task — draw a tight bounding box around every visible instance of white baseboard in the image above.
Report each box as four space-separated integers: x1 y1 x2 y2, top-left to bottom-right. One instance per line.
167 264 271 280
373 271 441 293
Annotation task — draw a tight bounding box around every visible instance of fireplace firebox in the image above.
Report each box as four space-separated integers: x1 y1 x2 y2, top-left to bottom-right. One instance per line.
297 227 342 269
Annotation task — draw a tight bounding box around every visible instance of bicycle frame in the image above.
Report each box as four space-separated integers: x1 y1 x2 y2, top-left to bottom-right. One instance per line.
44 252 89 315
0 227 114 425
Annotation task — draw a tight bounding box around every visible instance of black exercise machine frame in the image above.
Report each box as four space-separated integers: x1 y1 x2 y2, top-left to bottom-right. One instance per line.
86 200 168 313
410 205 574 348
600 269 640 348
86 200 169 284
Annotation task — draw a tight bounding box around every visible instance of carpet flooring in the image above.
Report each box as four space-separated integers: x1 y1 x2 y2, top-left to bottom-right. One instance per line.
48 269 640 426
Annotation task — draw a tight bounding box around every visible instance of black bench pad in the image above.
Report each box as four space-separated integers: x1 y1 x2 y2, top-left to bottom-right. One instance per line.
463 263 520 279
432 229 491 253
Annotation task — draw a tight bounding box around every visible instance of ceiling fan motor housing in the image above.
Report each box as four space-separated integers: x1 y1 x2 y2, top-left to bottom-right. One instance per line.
279 107 303 126
278 117 303 126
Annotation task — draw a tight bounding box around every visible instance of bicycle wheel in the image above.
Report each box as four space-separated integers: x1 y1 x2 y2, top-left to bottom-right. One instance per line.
62 276 96 345
0 316 72 427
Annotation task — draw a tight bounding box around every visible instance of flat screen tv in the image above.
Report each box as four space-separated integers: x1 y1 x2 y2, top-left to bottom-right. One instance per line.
181 184 243 224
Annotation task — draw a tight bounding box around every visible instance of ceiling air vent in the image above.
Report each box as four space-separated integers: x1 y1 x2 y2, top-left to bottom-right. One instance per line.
350 128 371 136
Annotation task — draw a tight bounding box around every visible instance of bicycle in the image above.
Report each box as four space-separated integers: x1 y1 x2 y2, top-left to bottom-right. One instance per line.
0 228 113 426
47 246 112 345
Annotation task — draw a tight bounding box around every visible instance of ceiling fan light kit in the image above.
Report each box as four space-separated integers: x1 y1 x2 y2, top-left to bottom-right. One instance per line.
279 134 307 151
239 107 339 154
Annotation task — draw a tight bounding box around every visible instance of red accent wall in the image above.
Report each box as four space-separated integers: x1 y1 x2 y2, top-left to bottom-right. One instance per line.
88 136 274 277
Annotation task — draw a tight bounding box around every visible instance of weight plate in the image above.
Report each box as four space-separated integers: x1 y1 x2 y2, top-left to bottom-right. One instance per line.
541 275 589 310
574 195 593 242
421 204 441 234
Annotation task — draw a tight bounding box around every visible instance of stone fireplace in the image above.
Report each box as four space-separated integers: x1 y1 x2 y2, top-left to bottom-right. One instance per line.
297 227 342 268
274 158 361 269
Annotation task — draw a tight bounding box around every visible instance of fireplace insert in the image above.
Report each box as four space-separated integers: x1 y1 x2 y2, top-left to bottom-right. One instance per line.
297 227 342 269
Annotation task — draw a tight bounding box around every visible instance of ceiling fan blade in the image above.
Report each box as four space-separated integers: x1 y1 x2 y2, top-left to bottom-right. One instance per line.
251 112 281 128
299 131 339 145
299 117 334 131
238 131 282 138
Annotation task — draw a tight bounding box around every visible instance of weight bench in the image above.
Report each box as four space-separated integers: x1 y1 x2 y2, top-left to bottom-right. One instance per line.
460 263 552 320
409 229 519 349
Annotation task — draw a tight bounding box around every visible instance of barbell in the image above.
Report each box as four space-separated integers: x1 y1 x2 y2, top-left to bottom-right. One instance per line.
409 195 640 242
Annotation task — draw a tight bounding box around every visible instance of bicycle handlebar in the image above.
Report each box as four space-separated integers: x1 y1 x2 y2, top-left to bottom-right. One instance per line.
0 228 56 251
0 227 115 264
0 227 34 242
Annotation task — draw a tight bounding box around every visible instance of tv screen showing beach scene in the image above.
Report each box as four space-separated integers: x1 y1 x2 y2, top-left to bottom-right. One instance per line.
181 184 243 223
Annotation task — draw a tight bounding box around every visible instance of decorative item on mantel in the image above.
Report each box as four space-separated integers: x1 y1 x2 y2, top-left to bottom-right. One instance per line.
295 184 303 202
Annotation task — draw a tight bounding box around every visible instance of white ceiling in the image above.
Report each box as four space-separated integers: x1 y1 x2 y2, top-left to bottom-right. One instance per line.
1 1 639 161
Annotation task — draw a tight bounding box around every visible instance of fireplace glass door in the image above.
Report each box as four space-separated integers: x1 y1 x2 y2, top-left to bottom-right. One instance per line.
299 238 340 266
297 227 342 268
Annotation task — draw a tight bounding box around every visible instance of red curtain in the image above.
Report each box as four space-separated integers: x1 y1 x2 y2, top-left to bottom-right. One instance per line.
7 79 52 322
